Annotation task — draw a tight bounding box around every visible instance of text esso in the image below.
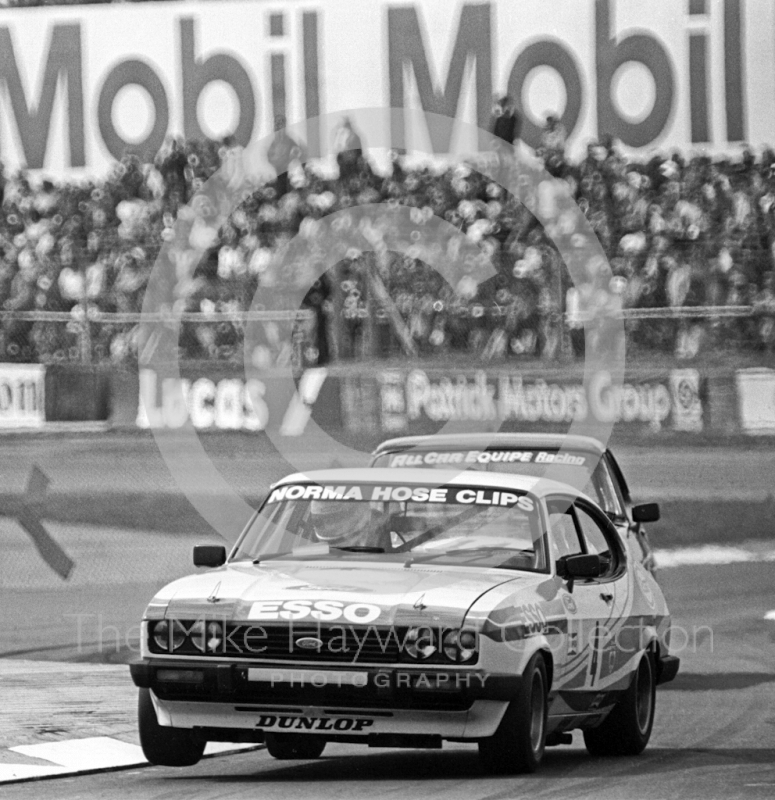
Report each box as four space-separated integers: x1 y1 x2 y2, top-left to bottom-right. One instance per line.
249 599 382 624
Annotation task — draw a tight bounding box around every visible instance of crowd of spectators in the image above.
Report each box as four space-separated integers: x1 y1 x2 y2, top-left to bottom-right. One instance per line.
1 113 775 366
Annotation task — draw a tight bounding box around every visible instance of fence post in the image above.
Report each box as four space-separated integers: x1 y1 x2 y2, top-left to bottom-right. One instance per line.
78 300 92 364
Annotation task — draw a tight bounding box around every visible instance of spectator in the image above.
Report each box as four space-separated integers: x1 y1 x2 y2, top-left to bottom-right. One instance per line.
490 95 521 149
489 94 521 184
334 117 365 184
539 114 568 177
2 120 775 364
266 115 303 198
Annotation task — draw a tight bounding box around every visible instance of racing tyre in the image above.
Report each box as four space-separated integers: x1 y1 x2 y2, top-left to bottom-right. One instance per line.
479 653 548 774
265 733 326 760
583 650 656 757
138 688 206 767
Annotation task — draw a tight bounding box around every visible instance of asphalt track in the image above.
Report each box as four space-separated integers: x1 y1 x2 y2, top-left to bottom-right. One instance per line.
3 565 775 800
0 431 773 500
2 433 774 798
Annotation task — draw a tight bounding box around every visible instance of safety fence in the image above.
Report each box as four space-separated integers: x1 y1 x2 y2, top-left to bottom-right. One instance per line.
0 305 767 367
0 308 316 367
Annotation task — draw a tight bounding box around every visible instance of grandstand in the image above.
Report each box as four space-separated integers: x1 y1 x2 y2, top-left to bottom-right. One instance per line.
1 130 773 366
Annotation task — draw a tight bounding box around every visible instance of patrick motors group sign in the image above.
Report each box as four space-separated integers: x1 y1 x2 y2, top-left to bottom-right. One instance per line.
379 368 704 433
0 0 767 176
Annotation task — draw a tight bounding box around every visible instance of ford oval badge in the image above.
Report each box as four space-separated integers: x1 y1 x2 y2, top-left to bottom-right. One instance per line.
296 636 323 650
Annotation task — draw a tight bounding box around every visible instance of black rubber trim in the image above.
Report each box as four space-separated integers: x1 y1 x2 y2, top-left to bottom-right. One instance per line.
130 658 520 700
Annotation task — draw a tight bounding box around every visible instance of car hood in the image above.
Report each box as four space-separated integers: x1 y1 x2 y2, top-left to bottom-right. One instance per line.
152 561 537 628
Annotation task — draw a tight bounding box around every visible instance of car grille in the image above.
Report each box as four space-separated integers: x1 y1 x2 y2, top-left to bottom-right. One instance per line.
222 624 404 663
152 623 412 664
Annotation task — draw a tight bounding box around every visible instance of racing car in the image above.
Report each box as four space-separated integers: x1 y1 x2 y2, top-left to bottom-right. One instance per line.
370 433 660 577
130 468 678 774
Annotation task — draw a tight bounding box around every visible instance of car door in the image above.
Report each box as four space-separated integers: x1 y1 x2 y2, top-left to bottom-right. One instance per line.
545 497 618 713
570 499 630 695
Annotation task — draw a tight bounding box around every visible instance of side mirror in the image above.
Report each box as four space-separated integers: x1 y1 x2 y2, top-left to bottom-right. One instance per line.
557 554 604 589
632 503 660 523
193 545 226 568
559 553 604 579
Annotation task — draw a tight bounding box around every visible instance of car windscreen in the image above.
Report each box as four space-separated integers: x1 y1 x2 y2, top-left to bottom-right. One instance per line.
371 449 622 519
232 482 548 573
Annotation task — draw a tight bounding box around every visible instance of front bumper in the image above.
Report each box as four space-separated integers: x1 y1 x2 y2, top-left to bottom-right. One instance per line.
130 658 519 739
130 658 521 707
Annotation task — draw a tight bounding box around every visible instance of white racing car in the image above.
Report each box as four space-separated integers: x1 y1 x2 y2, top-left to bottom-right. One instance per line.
130 469 679 774
370 433 661 578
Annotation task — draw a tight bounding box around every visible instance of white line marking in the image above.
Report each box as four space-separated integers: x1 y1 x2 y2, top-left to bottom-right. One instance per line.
0 765 69 782
204 742 257 755
1 738 260 785
10 737 145 771
764 610 775 622
654 544 775 569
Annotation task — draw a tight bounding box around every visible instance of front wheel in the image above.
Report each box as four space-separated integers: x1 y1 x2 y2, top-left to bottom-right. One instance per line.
583 650 656 756
138 688 206 767
479 653 548 774
265 733 326 760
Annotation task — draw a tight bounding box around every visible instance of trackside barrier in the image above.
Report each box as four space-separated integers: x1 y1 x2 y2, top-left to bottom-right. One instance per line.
109 366 341 434
365 366 707 436
3 360 773 438
735 369 775 435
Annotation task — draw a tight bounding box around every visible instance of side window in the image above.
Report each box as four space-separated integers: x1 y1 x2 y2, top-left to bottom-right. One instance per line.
573 504 616 574
591 461 625 519
546 499 584 560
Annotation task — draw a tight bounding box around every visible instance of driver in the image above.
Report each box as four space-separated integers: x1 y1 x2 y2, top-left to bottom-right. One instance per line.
309 500 379 548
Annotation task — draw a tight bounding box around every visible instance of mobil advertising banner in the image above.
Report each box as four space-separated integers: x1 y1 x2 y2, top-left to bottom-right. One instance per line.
378 367 704 434
0 0 769 177
111 366 339 434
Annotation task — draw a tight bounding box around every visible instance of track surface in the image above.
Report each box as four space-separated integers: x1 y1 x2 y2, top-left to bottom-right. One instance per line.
0 432 773 500
3 559 775 800
1 433 774 798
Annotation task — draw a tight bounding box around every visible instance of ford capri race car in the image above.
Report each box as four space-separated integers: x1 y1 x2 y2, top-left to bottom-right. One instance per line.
130 469 679 774
370 434 660 578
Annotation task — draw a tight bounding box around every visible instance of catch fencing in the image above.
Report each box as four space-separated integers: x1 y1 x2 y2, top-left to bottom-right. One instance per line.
0 305 763 366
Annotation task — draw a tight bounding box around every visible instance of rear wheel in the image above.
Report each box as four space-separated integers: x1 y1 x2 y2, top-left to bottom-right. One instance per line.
479 653 548 774
138 688 206 767
265 733 326 760
583 650 656 756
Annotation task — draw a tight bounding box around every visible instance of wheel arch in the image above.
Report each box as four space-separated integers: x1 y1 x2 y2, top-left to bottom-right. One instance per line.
537 647 554 690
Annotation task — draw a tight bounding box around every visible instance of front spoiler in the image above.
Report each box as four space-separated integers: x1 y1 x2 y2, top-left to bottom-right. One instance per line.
150 693 507 739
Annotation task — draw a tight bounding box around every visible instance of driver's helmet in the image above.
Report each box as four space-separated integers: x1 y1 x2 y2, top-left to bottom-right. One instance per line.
309 500 371 547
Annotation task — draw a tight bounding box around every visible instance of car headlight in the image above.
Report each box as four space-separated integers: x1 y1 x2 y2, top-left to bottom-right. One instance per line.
152 620 170 651
189 620 206 651
442 629 478 663
204 621 224 653
170 620 187 651
188 620 224 653
404 627 437 659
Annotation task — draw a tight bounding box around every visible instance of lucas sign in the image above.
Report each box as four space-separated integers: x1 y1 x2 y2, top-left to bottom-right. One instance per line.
0 0 768 176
